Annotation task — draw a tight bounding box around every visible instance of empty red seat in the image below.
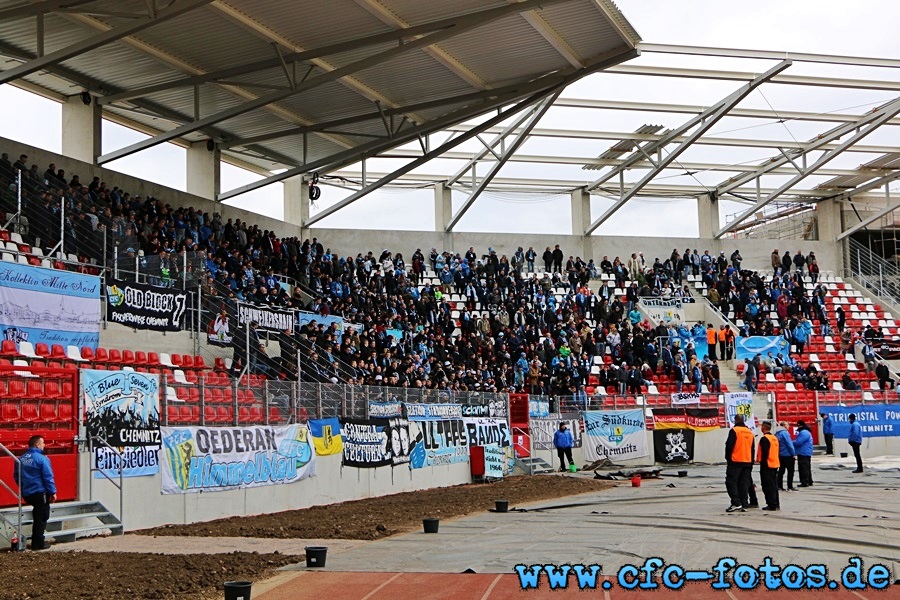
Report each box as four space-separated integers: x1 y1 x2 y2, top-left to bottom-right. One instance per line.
122 350 135 363
134 351 147 365
171 353 183 367
40 403 58 423
0 340 18 356
58 403 73 423
166 406 181 424
26 380 43 397
28 256 41 266
188 388 200 403
8 380 26 398
214 358 227 372
249 406 263 422
181 355 195 369
0 230 8 241
218 406 233 424
193 356 207 370
93 347 108 363
33 343 50 358
50 344 67 359
238 406 252 423
81 347 94 361
45 381 62 399
268 407 282 424
203 406 217 424
1 401 19 423
108 349 123 363
147 352 160 365
20 402 39 422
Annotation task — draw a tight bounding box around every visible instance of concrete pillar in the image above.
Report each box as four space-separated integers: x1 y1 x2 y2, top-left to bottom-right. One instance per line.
815 198 842 242
434 182 452 232
61 94 101 164
186 141 220 200
697 193 718 239
570 187 592 259
283 175 310 236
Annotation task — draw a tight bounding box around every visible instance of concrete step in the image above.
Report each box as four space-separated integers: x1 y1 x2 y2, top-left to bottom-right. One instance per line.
0 500 122 549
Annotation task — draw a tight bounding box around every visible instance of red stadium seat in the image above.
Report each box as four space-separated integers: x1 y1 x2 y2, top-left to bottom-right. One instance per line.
122 349 135 363
218 406 234 424
34 343 50 358
26 381 43 398
268 407 282 423
166 406 181 424
193 356 207 370
0 340 18 356
8 380 26 398
203 406 218 424
44 381 62 399
133 351 147 365
1 401 19 424
20 402 39 422
58 403 73 423
108 349 123 364
238 406 252 423
94 347 109 363
249 407 263 422
147 352 160 365
81 347 95 361
214 358 227 372
50 344 67 359
181 355 195 369
61 382 74 398
40 403 59 423
171 353 183 367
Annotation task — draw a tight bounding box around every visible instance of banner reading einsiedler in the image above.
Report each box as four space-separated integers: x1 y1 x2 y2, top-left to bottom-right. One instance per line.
160 424 316 494
583 410 649 462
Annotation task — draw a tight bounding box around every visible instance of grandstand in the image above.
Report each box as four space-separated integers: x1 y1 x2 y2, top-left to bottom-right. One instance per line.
0 0 899 577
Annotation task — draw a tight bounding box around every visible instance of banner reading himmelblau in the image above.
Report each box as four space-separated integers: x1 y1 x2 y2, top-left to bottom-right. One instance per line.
160 424 316 493
0 261 100 349
82 369 160 478
105 278 187 331
583 410 649 462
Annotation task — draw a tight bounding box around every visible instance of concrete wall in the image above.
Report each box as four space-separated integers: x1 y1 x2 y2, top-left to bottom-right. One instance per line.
81 451 472 531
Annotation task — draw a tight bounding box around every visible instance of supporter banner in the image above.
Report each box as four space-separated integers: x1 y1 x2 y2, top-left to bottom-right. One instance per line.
736 336 790 362
669 325 708 364
531 417 584 450
297 311 343 335
652 408 719 432
725 392 756 430
409 419 469 469
207 310 233 347
641 298 684 325
484 445 505 478
83 369 160 478
309 417 343 456
874 341 900 361
341 418 410 468
367 400 405 419
160 424 315 494
405 403 463 421
237 302 295 334
460 400 507 418
819 404 900 438
462 417 511 448
583 410 649 462
529 399 550 418
0 261 100 349
671 392 700 405
653 429 695 463
105 279 187 332
385 328 405 345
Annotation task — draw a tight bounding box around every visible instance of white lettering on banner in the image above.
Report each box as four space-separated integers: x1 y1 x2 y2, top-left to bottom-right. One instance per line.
237 303 294 331
671 392 700 405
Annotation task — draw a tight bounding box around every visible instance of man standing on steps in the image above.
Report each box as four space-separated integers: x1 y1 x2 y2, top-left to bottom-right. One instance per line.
757 421 780 511
821 412 834 456
553 422 575 472
725 414 755 513
718 325 728 364
706 324 718 361
776 421 797 492
848 414 864 473
13 435 57 550
795 420 814 487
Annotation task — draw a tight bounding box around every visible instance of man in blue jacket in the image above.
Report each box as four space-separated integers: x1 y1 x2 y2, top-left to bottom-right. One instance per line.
13 435 57 550
848 414 864 473
794 421 814 487
820 412 834 455
776 421 797 491
553 422 575 472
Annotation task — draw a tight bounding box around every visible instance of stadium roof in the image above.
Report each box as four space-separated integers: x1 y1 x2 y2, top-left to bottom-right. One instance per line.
0 0 641 175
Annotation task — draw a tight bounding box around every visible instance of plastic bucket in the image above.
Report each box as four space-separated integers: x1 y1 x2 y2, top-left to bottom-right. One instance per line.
631 475 642 487
840 452 848 458
223 581 252 600
568 464 577 473
305 546 328 568
678 470 688 477
423 518 440 533
495 500 509 513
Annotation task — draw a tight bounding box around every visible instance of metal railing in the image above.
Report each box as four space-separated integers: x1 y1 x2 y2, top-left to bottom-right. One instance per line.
844 237 900 318
0 442 23 551
87 435 124 525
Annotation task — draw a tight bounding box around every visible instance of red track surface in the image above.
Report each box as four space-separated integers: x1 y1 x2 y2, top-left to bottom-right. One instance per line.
257 571 900 599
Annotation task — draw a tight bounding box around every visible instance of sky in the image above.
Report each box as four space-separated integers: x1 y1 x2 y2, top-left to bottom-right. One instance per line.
0 0 898 238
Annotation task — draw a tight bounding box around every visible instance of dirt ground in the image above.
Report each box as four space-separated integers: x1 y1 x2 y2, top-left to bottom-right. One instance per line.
0 551 296 600
140 475 614 540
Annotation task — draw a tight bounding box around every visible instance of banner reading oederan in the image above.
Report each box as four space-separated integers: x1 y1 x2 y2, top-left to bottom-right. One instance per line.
159 424 316 494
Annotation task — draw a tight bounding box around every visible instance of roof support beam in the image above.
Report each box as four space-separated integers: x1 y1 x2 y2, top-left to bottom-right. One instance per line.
716 96 900 238
583 59 792 235
0 0 97 21
637 43 900 69
0 0 213 85
96 0 573 165
303 90 560 227
218 46 639 202
838 182 900 241
446 91 560 231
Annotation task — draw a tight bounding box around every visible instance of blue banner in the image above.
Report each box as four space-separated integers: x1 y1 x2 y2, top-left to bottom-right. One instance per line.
583 409 649 461
669 325 708 363
0 262 100 349
82 369 160 478
409 419 469 468
297 311 343 334
736 336 790 362
405 403 463 421
819 404 900 438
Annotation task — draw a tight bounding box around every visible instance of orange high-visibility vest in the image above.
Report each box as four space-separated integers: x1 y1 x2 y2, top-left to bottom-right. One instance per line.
731 426 754 463
757 433 780 468
718 328 727 342
707 328 717 345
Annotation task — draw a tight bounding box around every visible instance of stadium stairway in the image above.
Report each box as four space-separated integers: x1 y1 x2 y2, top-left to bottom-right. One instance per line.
0 500 122 547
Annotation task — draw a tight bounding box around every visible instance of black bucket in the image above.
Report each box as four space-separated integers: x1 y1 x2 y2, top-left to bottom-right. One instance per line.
223 581 252 600
305 546 328 568
423 518 440 533
678 470 688 477
840 452 848 458
495 500 509 513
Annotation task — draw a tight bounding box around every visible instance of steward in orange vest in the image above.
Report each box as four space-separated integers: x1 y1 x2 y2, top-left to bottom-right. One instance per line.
757 421 780 511
724 414 755 512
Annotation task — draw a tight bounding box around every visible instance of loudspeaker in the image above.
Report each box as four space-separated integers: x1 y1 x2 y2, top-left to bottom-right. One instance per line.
80 91 92 106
